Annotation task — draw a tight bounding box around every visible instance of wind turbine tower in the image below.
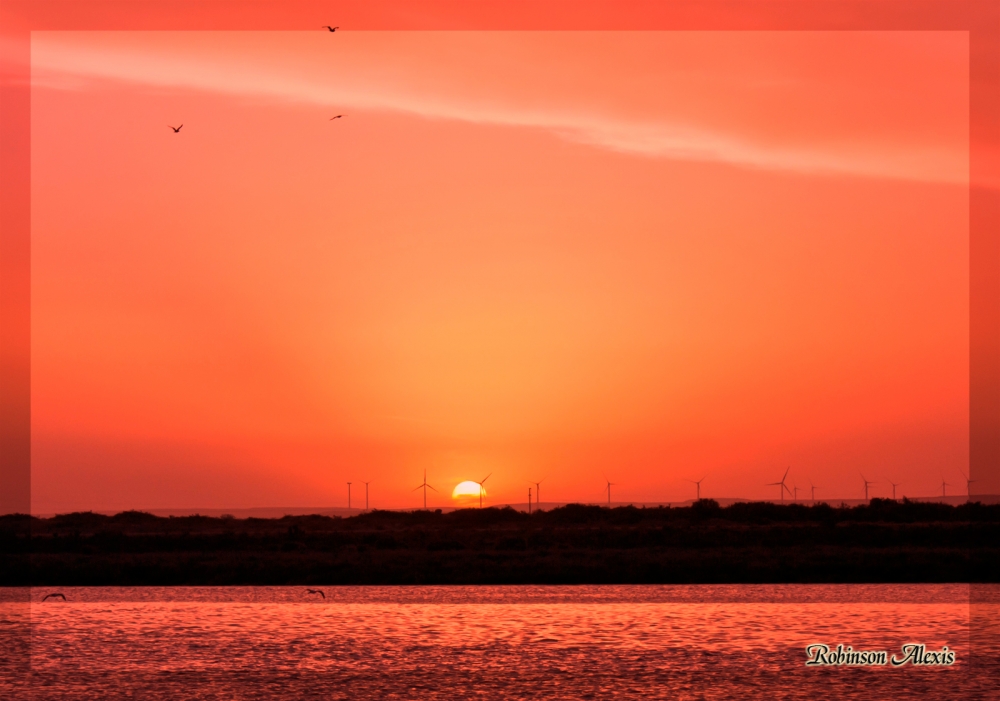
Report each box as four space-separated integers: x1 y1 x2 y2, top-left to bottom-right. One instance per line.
687 477 706 501
887 480 900 500
412 470 437 509
347 482 352 510
531 479 545 510
941 478 950 498
766 467 792 502
960 470 976 497
604 476 615 507
476 473 491 508
860 474 876 501
809 481 820 502
364 481 371 511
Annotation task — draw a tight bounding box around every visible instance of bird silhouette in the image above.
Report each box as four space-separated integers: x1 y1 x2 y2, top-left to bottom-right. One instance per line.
330 115 344 120
168 125 183 133
322 26 339 32
42 593 67 601
305 589 325 599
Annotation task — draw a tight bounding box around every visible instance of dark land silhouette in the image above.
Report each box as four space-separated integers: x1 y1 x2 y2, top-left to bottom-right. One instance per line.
2 499 997 586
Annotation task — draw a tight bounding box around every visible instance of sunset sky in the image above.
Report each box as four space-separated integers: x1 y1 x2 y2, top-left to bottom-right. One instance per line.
29 30 969 512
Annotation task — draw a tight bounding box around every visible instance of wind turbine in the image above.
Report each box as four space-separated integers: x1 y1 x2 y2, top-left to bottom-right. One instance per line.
941 477 950 497
528 487 532 514
766 467 792 502
809 481 820 502
531 478 545 510
476 473 491 508
686 477 706 501
886 479 901 500
860 474 876 501
604 475 615 507
364 481 371 511
412 470 437 509
792 484 800 502
960 470 976 496
347 482 352 510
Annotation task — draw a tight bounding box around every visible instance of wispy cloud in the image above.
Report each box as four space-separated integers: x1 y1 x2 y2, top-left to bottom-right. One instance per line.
31 33 967 185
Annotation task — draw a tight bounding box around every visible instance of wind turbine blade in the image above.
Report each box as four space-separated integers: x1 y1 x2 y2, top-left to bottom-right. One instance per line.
411 485 423 491
427 484 438 492
481 473 491 484
782 466 790 481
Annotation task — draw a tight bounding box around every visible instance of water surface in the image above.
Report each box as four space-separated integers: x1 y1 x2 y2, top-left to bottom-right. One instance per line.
4 584 998 699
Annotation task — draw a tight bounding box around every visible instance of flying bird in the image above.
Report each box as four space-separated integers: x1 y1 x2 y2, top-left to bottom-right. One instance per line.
42 593 67 601
168 125 183 133
322 26 339 32
306 589 326 599
330 115 344 120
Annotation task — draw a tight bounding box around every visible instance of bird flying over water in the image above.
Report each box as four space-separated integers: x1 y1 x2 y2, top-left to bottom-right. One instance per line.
42 593 67 601
168 125 183 133
330 115 344 120
322 26 339 32
306 589 326 599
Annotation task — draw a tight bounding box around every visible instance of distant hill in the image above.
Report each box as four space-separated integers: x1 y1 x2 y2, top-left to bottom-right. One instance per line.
36 494 998 519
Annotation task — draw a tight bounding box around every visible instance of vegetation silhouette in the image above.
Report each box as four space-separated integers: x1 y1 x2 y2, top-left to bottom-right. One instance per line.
2 499 996 586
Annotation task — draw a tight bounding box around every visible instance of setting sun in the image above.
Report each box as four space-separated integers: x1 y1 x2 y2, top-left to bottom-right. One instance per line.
451 480 486 499
452 481 483 500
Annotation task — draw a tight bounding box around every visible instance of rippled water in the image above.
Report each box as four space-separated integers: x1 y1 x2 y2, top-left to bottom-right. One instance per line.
3 585 998 699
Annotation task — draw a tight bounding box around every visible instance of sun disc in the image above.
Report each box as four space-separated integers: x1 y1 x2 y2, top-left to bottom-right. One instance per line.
452 481 483 499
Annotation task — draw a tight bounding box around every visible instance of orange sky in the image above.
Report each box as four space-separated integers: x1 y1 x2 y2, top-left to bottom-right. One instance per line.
29 31 969 512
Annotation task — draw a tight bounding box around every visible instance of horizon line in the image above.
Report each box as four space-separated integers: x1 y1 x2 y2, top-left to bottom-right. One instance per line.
25 494 997 518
